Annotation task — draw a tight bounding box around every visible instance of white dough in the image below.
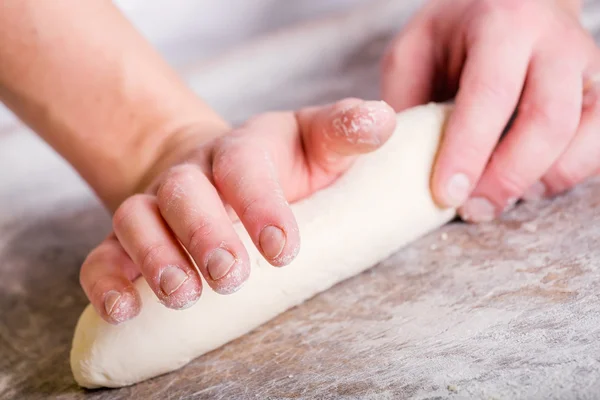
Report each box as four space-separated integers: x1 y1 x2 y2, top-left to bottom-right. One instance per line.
70 103 456 388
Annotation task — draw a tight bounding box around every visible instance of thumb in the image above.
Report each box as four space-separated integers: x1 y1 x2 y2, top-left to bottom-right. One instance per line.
381 26 437 111
297 98 396 176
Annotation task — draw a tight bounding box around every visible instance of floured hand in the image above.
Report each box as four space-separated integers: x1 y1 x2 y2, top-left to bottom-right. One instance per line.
80 99 396 324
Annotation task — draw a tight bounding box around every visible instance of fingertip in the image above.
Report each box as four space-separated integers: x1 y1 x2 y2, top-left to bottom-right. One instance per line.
431 168 472 209
101 286 141 325
259 225 286 260
157 266 202 310
204 247 251 295
258 224 300 267
210 260 251 295
328 100 396 152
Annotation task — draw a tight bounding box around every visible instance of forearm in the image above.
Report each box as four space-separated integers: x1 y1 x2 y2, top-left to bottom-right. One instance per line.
0 1 229 210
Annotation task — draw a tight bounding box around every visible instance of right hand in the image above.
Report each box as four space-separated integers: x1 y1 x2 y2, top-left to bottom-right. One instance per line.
381 0 600 223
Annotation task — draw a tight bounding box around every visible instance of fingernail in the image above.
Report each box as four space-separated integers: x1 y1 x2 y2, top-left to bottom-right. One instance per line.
446 173 471 207
331 101 393 146
207 248 236 281
460 197 496 222
160 266 189 296
259 225 286 260
522 181 546 201
104 290 122 316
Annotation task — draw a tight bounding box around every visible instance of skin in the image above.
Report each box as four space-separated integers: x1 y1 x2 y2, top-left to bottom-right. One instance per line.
381 0 600 222
0 0 597 324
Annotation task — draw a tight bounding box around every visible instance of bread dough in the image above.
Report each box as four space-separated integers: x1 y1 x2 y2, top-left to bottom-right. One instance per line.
70 103 456 388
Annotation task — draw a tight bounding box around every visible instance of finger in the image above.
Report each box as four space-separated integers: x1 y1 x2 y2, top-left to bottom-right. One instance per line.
460 50 583 221
528 72 600 198
298 98 397 176
113 194 202 309
431 27 532 208
213 128 300 267
156 164 250 294
80 235 141 324
381 25 438 111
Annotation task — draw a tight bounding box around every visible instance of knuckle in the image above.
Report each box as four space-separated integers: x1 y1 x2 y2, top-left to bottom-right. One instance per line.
80 240 119 288
87 277 112 301
160 164 198 189
468 3 504 33
496 173 525 196
467 0 533 39
82 244 110 268
139 242 169 272
239 197 260 221
186 219 214 255
212 141 247 184
156 164 199 208
112 194 152 233
465 76 515 105
520 100 577 140
380 36 417 76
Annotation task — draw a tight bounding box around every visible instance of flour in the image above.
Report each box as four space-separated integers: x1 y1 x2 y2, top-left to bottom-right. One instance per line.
70 103 456 388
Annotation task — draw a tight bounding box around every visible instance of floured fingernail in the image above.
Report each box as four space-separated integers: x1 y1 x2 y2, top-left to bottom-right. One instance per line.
207 248 236 281
160 265 189 296
259 225 286 261
330 101 394 145
103 288 141 324
522 181 546 201
104 290 122 316
213 262 250 295
445 173 471 207
460 197 496 222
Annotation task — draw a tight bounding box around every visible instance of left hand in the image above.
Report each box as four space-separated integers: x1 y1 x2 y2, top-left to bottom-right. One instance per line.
80 99 397 324
381 0 600 222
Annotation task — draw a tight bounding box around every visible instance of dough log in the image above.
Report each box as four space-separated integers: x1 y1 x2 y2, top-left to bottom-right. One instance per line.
70 103 456 388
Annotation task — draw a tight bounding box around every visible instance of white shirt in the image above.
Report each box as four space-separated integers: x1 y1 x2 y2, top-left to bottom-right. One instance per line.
115 0 370 65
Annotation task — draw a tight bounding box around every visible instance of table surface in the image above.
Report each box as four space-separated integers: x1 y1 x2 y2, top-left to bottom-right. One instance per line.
2 178 599 399
3 1 600 399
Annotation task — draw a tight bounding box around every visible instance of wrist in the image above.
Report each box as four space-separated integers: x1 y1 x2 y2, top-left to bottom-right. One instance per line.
0 0 230 212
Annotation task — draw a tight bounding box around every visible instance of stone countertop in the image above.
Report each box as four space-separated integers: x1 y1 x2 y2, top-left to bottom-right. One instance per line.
2 179 599 400
2 1 600 398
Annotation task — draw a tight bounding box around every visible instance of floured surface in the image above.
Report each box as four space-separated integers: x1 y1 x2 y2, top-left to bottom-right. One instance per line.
2 0 600 399
3 178 600 399
71 104 455 388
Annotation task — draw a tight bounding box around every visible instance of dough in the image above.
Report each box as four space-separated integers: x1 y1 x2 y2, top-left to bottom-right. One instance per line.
70 103 456 388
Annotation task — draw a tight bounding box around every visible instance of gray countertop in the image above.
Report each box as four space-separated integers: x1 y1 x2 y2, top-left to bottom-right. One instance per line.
2 1 600 399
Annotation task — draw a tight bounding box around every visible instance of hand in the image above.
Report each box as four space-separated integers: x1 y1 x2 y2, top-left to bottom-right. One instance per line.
80 99 396 324
381 0 600 222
